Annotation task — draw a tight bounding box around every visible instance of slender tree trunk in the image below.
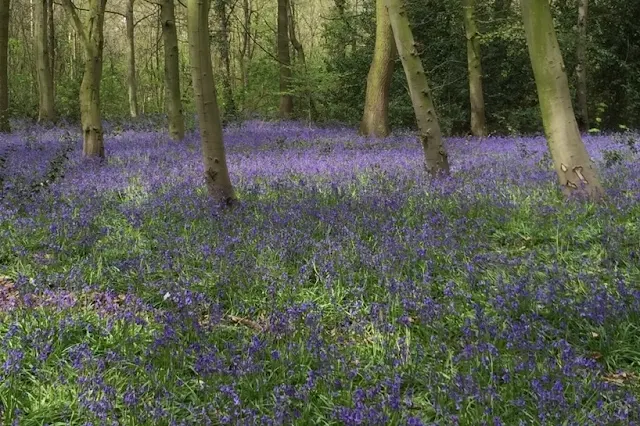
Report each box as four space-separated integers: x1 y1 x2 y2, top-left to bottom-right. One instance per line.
575 0 589 132
463 0 486 137
62 0 107 158
521 0 602 200
126 0 139 118
0 0 10 133
288 0 316 119
213 0 237 119
187 0 235 204
360 0 395 137
385 0 449 175
277 0 293 118
161 0 184 140
35 0 55 122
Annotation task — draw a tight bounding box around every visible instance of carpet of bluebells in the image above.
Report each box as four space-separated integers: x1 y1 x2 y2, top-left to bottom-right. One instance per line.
1 120 639 425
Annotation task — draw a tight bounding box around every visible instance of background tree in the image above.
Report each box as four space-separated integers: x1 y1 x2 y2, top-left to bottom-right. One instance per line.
360 0 395 138
0 0 9 133
277 0 293 118
521 0 603 199
187 0 235 204
213 0 237 119
462 0 486 136
126 0 139 118
575 0 588 131
35 0 55 122
386 0 449 175
160 0 184 140
61 0 108 157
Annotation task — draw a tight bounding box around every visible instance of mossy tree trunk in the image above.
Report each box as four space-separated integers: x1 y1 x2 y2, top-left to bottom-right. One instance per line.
35 0 55 122
463 0 486 137
62 0 107 158
160 0 184 140
126 0 139 118
521 0 603 200
187 0 235 204
277 0 293 118
576 0 589 132
0 0 10 133
385 0 450 175
360 0 395 138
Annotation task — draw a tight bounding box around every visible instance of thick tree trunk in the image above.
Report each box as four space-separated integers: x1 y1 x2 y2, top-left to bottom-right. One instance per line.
126 0 139 118
385 0 449 175
187 0 235 204
0 0 9 133
35 0 55 122
161 0 184 140
521 0 603 200
277 0 293 118
575 0 589 132
463 0 486 137
213 0 236 119
360 0 395 138
62 0 107 158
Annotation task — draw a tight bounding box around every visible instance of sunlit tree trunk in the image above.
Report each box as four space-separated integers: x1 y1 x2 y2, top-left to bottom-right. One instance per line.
576 0 589 132
463 0 486 136
521 0 603 200
161 0 184 140
277 0 293 118
187 0 235 204
360 0 395 138
61 0 107 158
35 0 55 122
126 0 139 118
386 0 449 175
0 0 10 133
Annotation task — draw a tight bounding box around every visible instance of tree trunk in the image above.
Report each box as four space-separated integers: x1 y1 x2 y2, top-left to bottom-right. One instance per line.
161 0 185 140
277 0 293 118
0 0 10 133
126 0 139 118
521 0 603 200
48 0 54 91
213 0 237 119
62 0 107 158
187 0 235 204
288 0 316 120
360 0 395 138
35 0 55 122
385 0 449 175
463 0 486 137
575 0 589 132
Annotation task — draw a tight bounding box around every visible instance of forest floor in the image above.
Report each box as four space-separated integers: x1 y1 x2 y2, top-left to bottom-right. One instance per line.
1 121 639 425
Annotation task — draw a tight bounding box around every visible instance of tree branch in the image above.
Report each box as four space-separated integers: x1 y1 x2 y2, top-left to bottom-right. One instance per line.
60 0 88 47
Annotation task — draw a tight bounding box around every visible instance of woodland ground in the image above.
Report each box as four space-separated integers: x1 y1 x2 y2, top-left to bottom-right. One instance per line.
0 121 639 425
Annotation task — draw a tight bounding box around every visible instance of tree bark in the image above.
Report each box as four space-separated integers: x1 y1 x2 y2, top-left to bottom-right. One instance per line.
161 0 184 140
62 0 107 158
575 0 589 132
385 0 449 175
463 0 486 137
0 0 10 133
35 0 55 122
277 0 293 118
187 0 235 204
521 0 603 200
288 0 316 119
213 0 237 119
126 0 139 118
48 0 54 90
360 0 395 138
